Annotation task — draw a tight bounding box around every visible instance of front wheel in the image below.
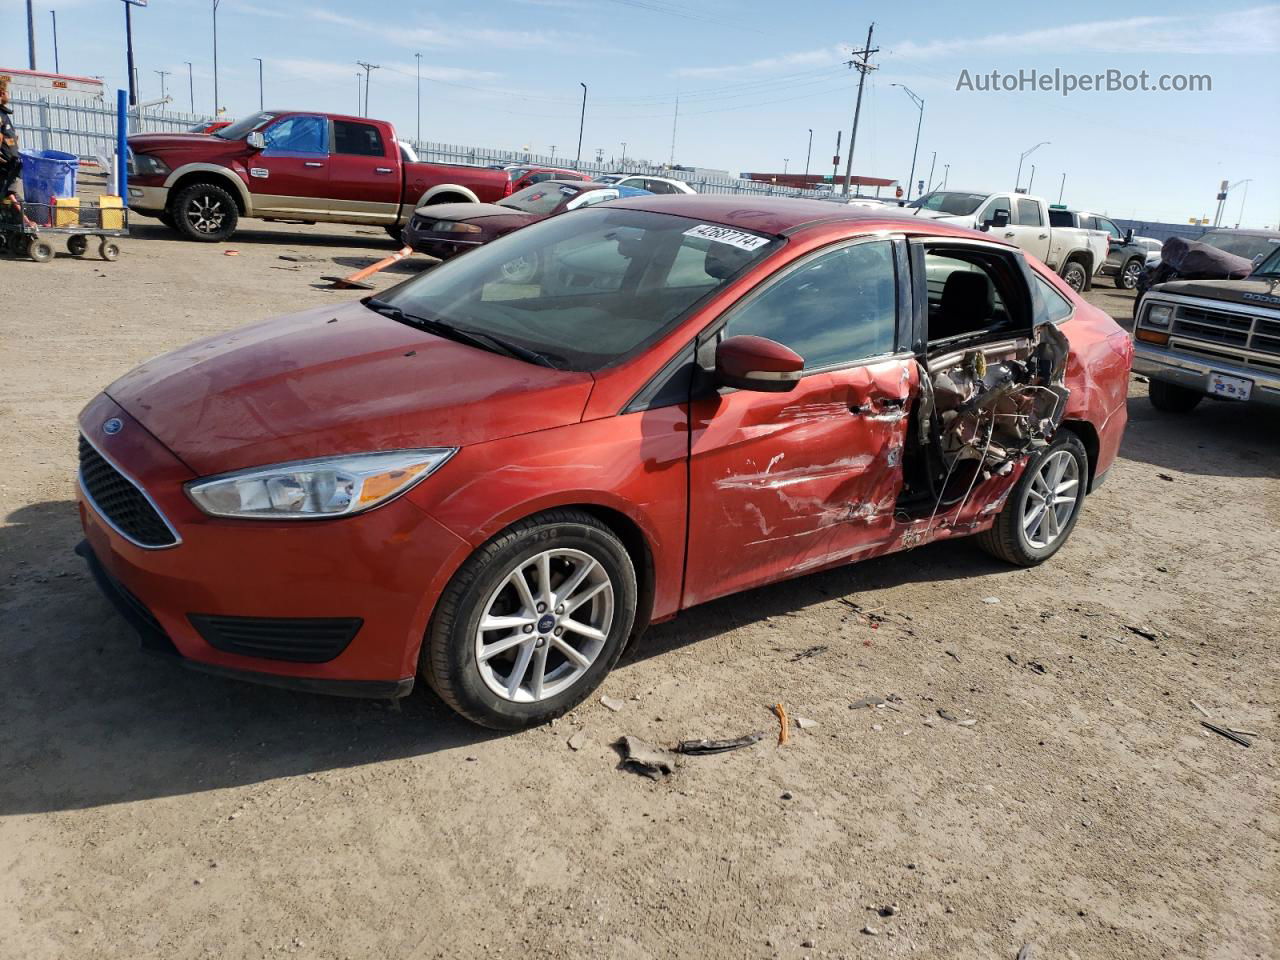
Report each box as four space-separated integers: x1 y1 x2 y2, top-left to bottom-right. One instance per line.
422 509 638 729
976 432 1088 567
1115 257 1143 290
170 182 239 242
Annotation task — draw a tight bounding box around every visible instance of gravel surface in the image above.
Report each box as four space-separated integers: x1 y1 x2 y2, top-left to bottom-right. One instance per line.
1 218 1276 959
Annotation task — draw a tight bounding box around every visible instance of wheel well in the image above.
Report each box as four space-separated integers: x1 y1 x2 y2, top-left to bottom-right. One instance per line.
1058 419 1099 492
425 192 470 205
167 173 245 215
568 504 656 639
1063 252 1094 290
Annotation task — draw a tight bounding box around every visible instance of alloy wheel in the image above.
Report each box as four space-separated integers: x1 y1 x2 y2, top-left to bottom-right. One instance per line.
190 195 226 235
474 548 615 702
1063 263 1086 292
1021 449 1080 549
1121 261 1142 289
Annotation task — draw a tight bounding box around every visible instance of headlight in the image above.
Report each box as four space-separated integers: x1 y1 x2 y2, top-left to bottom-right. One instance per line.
129 153 171 177
186 449 456 520
430 221 483 234
1145 304 1172 328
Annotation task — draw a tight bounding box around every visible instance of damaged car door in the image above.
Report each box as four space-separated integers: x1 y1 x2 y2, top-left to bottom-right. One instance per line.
684 237 915 606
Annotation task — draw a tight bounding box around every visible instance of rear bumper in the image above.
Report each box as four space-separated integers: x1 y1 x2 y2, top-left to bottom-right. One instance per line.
1133 342 1280 407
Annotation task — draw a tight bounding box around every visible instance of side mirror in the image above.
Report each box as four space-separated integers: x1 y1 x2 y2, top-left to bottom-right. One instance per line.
246 131 266 150
1124 228 1135 244
715 335 803 392
991 210 1010 228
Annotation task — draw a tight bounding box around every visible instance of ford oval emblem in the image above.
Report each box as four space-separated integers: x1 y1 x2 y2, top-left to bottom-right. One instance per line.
102 418 123 436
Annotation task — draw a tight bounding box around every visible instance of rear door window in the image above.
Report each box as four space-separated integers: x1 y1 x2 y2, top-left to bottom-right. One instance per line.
1035 275 1075 323
1015 199 1043 226
333 120 386 157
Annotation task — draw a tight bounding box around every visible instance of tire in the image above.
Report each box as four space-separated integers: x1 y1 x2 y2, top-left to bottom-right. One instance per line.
1115 257 1143 290
385 224 406 243
98 239 120 262
67 234 89 257
170 182 238 242
1061 259 1087 292
1148 378 1202 413
27 237 54 262
422 509 638 730
976 432 1089 567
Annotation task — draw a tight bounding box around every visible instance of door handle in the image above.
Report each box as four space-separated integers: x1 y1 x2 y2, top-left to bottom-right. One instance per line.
1003 230 1016 238
304 161 325 168
1039 233 1048 239
876 395 907 408
375 167 394 174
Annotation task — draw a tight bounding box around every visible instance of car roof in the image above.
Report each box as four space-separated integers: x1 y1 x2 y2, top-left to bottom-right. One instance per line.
606 193 997 239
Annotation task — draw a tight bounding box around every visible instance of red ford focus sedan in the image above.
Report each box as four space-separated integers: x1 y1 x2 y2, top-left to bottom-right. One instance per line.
77 195 1132 728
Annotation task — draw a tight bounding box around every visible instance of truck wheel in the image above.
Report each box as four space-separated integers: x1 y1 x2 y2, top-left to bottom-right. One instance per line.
1115 258 1143 290
1148 379 1202 413
976 431 1088 567
1061 259 1087 292
422 509 638 730
171 182 238 242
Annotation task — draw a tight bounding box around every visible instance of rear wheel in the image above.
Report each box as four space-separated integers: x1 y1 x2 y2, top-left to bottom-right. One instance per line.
1061 259 1088 292
422 509 638 729
171 182 239 242
977 432 1088 567
67 234 89 257
1148 379 1202 413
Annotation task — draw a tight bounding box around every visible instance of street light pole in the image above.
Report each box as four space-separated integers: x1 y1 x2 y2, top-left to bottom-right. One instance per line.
1015 141 1049 191
1236 179 1253 227
185 62 194 113
155 69 169 102
891 83 924 199
942 164 950 189
804 128 813 179
620 141 627 167
253 57 263 110
1028 163 1036 193
1058 172 1066 204
212 0 221 115
576 81 587 169
51 10 59 73
26 0 36 69
783 158 789 174
414 52 422 147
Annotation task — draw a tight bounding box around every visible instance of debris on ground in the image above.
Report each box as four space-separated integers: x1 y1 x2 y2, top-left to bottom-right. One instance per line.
1017 946 1035 960
772 703 790 745
1189 699 1212 719
614 736 677 779
945 649 961 662
600 695 624 712
981 596 1001 605
567 730 589 751
1025 661 1048 675
675 732 765 756
1157 473 1175 482
1124 624 1161 642
795 716 818 731
1201 721 1252 747
789 645 829 661
861 925 878 935
937 708 959 722
1229 727 1260 737
850 696 886 710
877 905 899 917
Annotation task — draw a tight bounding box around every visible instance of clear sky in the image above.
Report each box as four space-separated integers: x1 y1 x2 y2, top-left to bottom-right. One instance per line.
3 0 1277 226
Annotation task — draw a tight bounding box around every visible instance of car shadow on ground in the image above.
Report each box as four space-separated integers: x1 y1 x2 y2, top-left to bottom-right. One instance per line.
0 500 1007 815
128 221 399 252
1119 393 1280 478
329 254 434 276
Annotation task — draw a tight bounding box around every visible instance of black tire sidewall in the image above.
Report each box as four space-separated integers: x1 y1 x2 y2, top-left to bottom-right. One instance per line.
1006 433 1089 564
1116 258 1142 289
431 518 637 729
172 183 238 242
1063 261 1086 291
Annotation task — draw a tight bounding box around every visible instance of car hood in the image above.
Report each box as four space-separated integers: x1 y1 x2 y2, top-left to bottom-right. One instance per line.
128 132 233 152
1152 276 1280 307
104 301 594 475
414 202 540 225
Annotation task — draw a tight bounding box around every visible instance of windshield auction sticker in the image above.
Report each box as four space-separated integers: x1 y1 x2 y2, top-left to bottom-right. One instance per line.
684 224 771 251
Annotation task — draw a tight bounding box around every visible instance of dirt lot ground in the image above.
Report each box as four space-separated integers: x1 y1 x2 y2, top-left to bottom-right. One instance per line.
1 212 1276 960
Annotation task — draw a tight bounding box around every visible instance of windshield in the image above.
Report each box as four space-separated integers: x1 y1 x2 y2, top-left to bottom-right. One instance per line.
499 182 583 215
213 111 276 140
1201 231 1280 261
1251 245 1280 276
907 191 988 216
379 208 781 370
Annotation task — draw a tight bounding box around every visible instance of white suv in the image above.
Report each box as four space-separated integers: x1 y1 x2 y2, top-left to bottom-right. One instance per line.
596 174 696 195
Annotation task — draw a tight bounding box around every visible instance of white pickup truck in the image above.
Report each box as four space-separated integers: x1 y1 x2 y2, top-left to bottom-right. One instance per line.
905 190 1108 292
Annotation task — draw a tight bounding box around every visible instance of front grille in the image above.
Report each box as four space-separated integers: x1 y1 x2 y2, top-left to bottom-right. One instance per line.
78 435 178 548
189 614 363 663
1170 303 1280 373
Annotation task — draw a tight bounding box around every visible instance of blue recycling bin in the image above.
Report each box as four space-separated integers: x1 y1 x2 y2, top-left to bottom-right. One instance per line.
20 150 79 207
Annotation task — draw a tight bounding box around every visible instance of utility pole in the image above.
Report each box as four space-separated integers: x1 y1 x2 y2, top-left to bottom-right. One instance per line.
123 0 137 107
1236 179 1252 228
26 0 36 69
51 11 59 73
185 61 194 113
576 81 587 169
925 151 936 193
415 52 422 147
356 73 362 116
253 58 263 110
356 61 379 117
669 94 679 167
783 158 789 174
841 23 878 198
942 164 950 189
155 69 169 102
831 130 842 187
1058 172 1066 204
891 83 923 199
620 141 627 167
1028 163 1036 193
212 0 221 115
804 128 813 179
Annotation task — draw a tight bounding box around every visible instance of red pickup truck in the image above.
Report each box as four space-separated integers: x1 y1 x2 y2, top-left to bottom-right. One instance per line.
126 110 513 242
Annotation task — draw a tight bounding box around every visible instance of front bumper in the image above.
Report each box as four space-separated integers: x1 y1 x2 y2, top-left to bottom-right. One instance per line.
126 184 169 215
401 223 486 260
76 394 475 697
1133 341 1280 408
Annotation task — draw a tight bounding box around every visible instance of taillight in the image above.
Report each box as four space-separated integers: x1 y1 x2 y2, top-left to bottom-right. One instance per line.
503 178 514 197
